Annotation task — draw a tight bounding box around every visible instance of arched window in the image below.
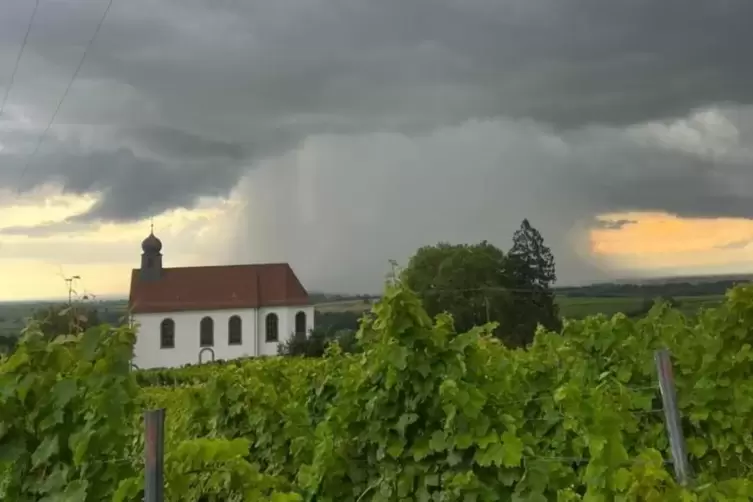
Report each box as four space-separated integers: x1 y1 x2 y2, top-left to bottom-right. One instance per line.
160 318 175 349
200 316 214 347
265 313 279 342
228 315 242 345
295 311 306 335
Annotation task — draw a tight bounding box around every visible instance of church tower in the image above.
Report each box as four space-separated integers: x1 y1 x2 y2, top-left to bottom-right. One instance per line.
140 225 163 281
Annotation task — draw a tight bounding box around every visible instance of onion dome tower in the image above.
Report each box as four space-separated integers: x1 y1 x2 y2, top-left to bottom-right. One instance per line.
140 221 163 281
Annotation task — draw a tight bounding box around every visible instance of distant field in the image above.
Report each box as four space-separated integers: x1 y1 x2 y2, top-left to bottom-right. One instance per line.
555 296 644 319
674 295 726 316
556 294 725 319
314 294 728 320
314 298 375 313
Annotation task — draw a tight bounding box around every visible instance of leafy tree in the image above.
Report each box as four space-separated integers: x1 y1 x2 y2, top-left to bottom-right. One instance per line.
506 219 561 344
401 241 514 341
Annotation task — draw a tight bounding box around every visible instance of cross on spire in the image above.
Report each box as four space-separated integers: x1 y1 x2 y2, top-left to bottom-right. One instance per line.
150 217 154 234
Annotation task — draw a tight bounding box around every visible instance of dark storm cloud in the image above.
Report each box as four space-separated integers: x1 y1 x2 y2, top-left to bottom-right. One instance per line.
126 126 246 161
1 142 243 222
594 219 638 230
2 0 753 286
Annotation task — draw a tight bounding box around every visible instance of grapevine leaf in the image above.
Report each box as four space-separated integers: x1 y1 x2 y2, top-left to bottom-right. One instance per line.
500 431 523 467
616 367 631 383
412 437 431 461
396 413 418 436
32 435 59 468
38 465 69 495
68 430 92 466
388 345 409 370
0 439 26 463
612 468 631 491
476 430 499 449
52 379 78 408
79 328 101 361
387 437 405 458
686 437 708 458
429 431 447 452
61 480 88 502
455 432 474 450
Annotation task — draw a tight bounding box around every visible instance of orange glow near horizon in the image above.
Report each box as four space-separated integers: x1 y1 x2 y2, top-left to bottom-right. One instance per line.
590 212 753 271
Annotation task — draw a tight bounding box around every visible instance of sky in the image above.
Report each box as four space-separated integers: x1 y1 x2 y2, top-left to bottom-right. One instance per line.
2 0 753 300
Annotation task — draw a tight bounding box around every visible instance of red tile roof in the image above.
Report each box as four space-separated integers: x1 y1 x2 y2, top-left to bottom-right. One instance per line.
128 263 310 314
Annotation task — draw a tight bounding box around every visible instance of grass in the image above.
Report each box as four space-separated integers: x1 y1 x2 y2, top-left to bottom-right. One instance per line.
674 295 725 316
314 298 377 313
556 294 725 319
556 296 644 319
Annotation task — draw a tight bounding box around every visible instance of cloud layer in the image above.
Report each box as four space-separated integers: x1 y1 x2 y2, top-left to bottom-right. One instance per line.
2 0 753 290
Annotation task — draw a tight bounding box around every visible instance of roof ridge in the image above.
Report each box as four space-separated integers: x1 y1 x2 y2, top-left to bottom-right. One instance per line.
129 262 291 272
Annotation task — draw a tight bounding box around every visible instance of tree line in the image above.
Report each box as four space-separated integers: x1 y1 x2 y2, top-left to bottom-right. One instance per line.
281 219 560 355
557 280 745 298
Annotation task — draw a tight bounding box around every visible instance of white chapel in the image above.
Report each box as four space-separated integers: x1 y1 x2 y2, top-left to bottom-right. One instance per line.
128 231 314 369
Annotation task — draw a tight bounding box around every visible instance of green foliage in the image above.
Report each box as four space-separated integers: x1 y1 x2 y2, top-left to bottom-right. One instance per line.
31 303 103 340
114 438 302 502
5 280 753 500
0 322 139 501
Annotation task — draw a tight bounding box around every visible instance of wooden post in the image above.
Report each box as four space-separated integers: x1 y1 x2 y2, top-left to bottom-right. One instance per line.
654 349 692 486
144 409 165 502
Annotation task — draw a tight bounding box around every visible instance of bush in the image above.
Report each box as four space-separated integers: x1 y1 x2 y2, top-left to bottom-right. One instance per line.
278 327 360 357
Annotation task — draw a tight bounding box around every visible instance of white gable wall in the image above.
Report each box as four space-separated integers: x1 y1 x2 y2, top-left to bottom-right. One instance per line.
132 305 315 369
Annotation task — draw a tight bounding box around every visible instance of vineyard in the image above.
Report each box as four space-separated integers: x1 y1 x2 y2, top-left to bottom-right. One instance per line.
3 283 753 501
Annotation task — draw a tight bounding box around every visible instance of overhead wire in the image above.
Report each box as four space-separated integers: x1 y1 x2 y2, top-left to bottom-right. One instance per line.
15 0 116 190
0 0 41 117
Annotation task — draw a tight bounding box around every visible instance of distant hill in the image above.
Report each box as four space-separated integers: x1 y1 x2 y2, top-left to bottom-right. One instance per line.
556 277 750 298
309 274 753 303
608 274 753 285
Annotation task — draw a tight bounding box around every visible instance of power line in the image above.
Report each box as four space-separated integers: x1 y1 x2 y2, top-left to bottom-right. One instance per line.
421 285 560 295
0 0 41 117
16 0 115 189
